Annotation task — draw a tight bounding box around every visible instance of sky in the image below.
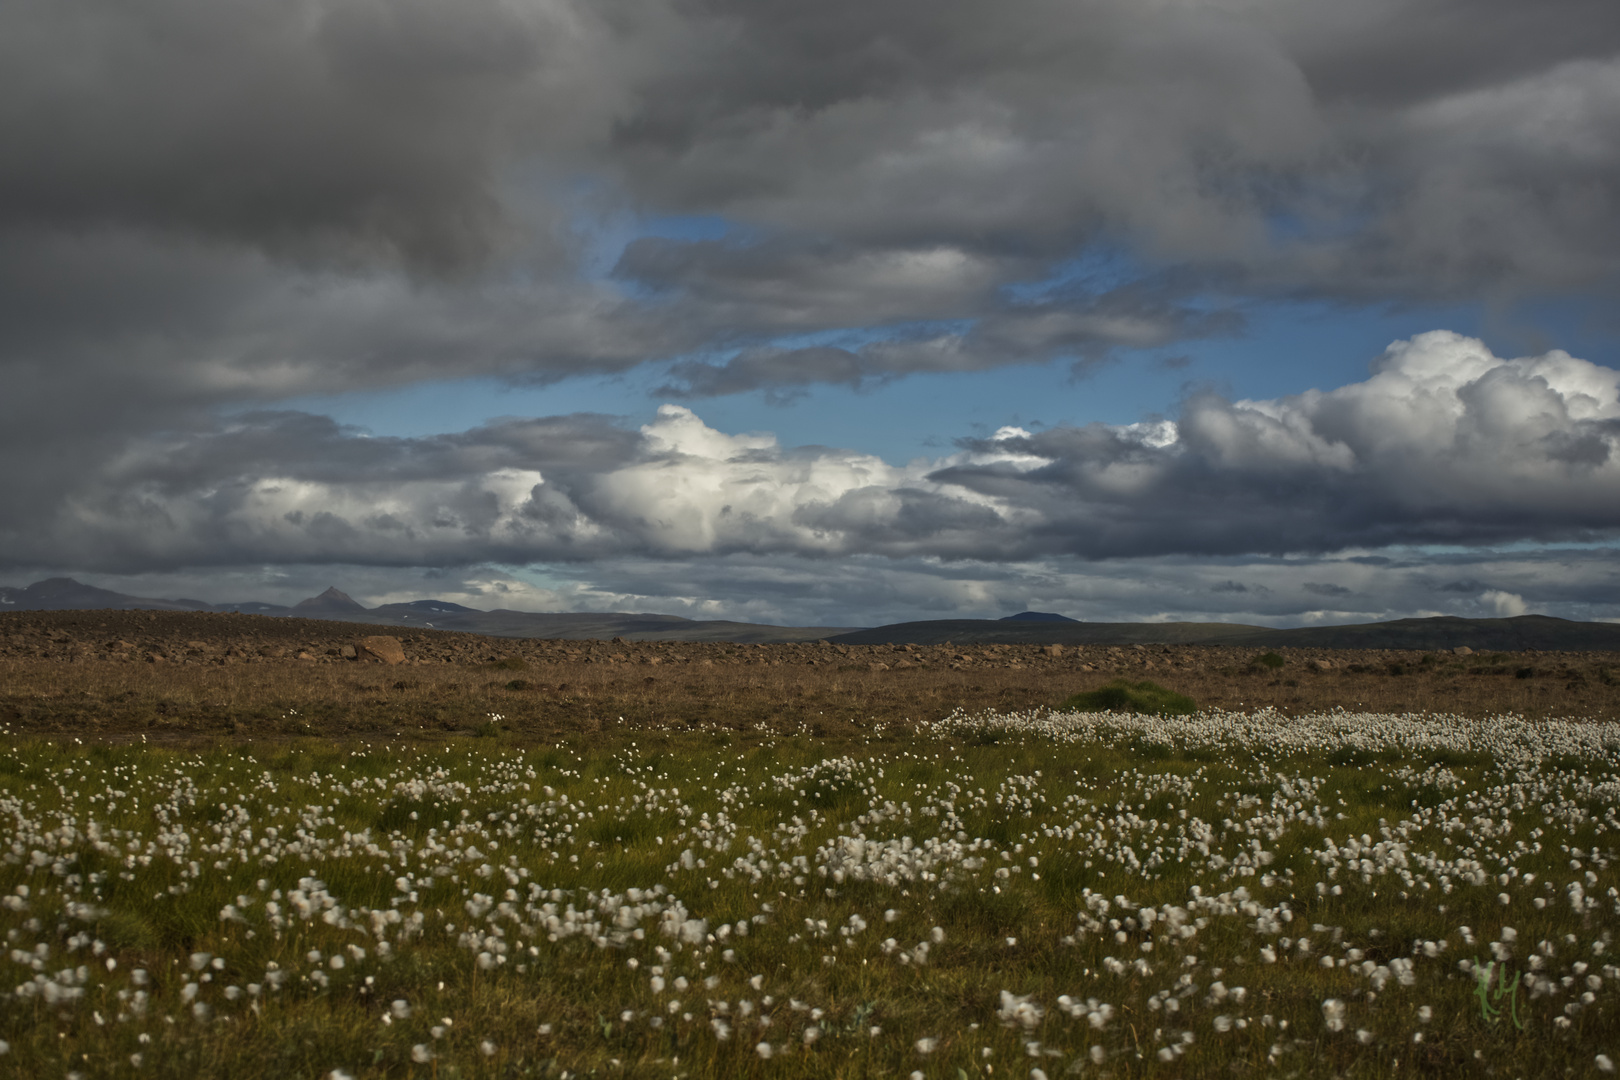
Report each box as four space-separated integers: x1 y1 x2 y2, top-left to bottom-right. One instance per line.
4 0 1620 628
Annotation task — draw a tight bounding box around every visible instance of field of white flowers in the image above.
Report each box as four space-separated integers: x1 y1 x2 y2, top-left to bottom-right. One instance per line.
2 707 1618 1078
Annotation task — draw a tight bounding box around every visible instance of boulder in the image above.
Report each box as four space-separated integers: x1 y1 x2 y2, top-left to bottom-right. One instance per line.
356 636 406 665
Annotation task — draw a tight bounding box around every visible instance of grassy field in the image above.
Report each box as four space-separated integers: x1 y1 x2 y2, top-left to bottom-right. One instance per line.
1 706 1617 1078
2 639 1618 746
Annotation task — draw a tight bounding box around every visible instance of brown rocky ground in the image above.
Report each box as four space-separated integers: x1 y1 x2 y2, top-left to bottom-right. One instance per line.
2 609 1617 743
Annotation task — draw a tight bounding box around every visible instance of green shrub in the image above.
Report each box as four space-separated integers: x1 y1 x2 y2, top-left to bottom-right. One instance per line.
1256 652 1285 669
1059 679 1196 716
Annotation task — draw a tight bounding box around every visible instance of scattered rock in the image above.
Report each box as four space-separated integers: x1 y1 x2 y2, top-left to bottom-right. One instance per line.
356 636 406 665
1453 646 1473 656
1044 644 1064 657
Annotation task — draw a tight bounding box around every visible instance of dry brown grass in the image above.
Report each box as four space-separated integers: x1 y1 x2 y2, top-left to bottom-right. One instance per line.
3 636 1618 745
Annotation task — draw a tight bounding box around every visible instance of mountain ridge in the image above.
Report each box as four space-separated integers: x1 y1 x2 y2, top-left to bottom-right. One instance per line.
0 577 856 644
5 577 1620 650
827 614 1620 651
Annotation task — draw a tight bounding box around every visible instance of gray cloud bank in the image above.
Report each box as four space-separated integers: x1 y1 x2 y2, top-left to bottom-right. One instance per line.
4 333 1616 578
5 1 1620 622
4 0 1619 413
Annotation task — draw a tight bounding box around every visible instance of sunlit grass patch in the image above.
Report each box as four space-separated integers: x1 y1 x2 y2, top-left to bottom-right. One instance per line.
0 707 1618 1077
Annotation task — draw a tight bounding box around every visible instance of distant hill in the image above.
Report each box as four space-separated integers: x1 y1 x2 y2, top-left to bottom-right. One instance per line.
830 614 1620 651
830 619 1266 647
292 586 368 615
1228 615 1620 652
371 600 481 617
8 577 1619 650
0 577 857 644
0 577 204 612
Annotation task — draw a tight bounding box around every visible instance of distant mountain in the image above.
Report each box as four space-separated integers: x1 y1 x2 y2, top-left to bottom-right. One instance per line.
0 577 858 643
831 619 1264 647
0 577 200 612
371 599 481 617
292 586 368 614
215 601 293 615
352 607 855 644
1231 615 1620 652
10 577 1616 650
830 614 1620 651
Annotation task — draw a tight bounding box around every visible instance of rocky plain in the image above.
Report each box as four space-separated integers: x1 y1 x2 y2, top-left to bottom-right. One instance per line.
2 609 1617 741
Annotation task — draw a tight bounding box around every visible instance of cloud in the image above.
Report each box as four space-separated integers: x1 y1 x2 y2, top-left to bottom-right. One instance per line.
3 332 1617 583
4 2 1620 623
938 330 1620 555
1481 589 1530 617
38 543 1620 629
4 0 1619 437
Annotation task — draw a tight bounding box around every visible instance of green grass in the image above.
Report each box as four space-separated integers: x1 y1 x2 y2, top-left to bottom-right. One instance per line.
0 708 1617 1078
1059 678 1197 716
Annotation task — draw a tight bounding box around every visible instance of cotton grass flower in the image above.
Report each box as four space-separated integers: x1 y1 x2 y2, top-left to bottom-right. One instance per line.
8 707 1620 1075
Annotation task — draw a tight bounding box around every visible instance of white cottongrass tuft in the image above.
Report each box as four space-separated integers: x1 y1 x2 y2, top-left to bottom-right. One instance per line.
998 990 1045 1030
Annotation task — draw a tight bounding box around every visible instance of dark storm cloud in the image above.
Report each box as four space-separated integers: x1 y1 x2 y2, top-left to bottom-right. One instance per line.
5 0 1618 408
5 0 1620 595
639 254 1246 397
0 0 603 267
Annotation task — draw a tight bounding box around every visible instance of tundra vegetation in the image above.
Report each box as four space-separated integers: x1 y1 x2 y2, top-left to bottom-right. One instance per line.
1 706 1618 1078
4 610 1620 739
